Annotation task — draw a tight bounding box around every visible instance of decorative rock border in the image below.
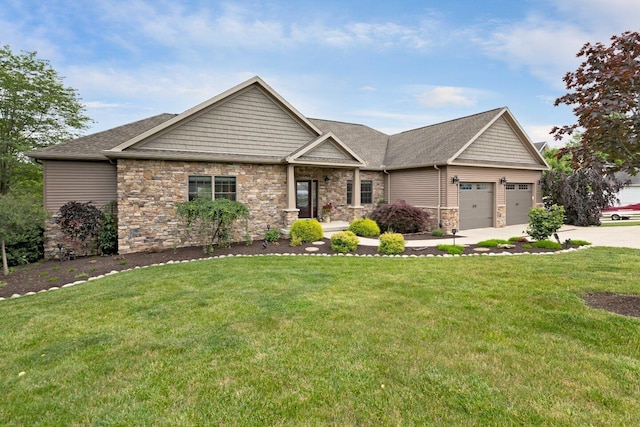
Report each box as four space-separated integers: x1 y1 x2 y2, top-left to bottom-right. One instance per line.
0 246 591 302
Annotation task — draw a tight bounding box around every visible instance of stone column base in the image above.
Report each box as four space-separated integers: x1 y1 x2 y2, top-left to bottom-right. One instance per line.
347 205 365 222
440 207 459 234
496 205 507 228
282 209 300 230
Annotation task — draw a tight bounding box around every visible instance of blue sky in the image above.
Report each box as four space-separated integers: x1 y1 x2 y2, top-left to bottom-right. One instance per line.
2 0 639 147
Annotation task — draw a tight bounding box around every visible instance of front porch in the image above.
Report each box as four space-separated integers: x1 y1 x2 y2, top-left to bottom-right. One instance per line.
281 220 349 236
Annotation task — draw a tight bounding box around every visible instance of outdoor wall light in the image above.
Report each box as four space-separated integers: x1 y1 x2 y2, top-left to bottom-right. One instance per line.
451 228 458 246
323 175 330 184
451 175 460 184
500 176 507 185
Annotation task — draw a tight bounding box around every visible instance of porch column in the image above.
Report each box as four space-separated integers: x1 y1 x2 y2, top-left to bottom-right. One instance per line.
286 164 296 209
353 168 361 207
348 168 364 221
283 164 299 230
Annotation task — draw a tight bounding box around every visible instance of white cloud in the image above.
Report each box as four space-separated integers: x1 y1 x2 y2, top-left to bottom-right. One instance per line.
477 2 640 87
83 101 125 109
360 86 377 92
478 16 587 86
416 86 479 108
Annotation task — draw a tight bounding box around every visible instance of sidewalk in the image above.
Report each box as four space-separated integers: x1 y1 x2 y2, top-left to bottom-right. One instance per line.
325 224 640 249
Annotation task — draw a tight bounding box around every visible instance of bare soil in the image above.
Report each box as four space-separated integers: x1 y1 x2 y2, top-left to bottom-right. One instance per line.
2 237 637 319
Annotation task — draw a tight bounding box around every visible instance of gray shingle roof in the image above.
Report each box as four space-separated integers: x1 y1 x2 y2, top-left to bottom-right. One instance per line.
27 114 177 160
27 104 515 171
309 118 389 169
384 108 505 169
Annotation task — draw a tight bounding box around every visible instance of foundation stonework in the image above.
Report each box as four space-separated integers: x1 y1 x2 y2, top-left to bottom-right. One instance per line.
440 207 459 233
496 205 507 228
117 160 288 254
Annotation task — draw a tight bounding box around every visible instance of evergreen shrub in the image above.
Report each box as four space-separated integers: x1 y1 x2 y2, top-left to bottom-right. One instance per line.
348 218 380 237
330 231 359 253
378 232 405 255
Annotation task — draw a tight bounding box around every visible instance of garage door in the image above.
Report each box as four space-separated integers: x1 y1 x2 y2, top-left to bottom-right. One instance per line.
459 183 493 229
506 183 533 225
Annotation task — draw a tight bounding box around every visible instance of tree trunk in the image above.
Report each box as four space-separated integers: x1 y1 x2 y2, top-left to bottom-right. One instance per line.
2 239 8 276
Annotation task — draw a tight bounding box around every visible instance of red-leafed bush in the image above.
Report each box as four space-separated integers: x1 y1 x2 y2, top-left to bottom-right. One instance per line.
370 201 429 234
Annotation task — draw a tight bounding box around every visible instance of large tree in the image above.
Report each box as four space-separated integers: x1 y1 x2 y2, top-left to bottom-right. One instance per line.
0 192 47 275
542 135 626 226
0 45 91 194
552 31 640 176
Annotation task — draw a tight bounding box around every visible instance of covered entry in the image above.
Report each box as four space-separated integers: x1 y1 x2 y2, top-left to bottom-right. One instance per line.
296 180 319 218
506 183 533 225
459 183 494 229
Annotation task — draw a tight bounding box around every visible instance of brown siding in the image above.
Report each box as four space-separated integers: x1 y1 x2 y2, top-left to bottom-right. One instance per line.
389 168 440 206
43 160 117 212
140 86 315 156
300 141 350 161
457 117 539 165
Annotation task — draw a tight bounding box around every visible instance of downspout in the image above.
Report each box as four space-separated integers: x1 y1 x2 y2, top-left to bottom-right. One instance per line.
382 166 390 202
433 165 441 228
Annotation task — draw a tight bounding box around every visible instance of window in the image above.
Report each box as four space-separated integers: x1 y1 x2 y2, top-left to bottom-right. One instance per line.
361 180 373 204
460 183 473 190
506 184 516 191
188 176 212 200
215 176 237 201
346 180 373 204
188 175 237 201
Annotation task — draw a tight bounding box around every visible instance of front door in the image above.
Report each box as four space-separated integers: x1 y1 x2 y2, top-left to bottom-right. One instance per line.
296 180 318 218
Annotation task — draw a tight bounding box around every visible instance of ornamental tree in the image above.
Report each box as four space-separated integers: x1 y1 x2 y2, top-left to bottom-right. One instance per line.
0 45 91 194
552 31 640 176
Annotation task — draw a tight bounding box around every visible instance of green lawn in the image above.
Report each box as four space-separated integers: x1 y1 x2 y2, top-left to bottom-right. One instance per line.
1 248 640 425
600 220 640 227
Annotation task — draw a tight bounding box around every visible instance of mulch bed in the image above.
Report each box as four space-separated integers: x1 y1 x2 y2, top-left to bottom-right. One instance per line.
2 237 637 319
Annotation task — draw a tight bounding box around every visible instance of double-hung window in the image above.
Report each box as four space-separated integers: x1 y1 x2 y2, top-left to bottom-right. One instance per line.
188 175 236 201
346 180 373 204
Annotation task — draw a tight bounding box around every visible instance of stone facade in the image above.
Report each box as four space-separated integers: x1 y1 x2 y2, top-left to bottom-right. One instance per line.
115 161 386 254
117 160 288 254
496 205 507 228
440 207 459 233
321 169 385 221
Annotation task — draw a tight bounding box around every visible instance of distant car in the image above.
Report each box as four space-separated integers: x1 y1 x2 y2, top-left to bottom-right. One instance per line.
601 202 640 220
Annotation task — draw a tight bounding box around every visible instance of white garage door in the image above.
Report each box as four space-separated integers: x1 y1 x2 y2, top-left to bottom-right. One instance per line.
506 183 533 225
459 183 493 230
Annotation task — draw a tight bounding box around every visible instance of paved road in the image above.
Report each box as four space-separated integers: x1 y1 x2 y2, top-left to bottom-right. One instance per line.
332 224 640 249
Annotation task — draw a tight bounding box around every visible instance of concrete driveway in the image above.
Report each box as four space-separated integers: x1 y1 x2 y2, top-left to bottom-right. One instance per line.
458 224 640 249
336 224 640 249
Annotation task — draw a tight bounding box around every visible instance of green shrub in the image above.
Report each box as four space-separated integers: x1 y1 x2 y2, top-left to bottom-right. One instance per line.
527 205 565 241
290 235 302 247
264 228 280 242
378 232 405 255
436 244 465 255
348 218 380 237
98 201 118 255
477 239 510 248
290 219 323 243
330 231 359 253
509 236 529 243
568 239 591 246
531 240 562 250
176 197 250 252
431 229 445 237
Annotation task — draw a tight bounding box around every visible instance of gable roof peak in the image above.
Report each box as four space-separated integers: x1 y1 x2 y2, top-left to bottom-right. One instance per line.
393 107 506 137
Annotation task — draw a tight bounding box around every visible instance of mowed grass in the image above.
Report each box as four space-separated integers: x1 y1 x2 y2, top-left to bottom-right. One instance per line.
1 248 640 426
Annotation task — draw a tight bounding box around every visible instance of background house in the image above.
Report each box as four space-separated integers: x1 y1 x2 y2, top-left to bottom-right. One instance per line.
29 76 548 255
